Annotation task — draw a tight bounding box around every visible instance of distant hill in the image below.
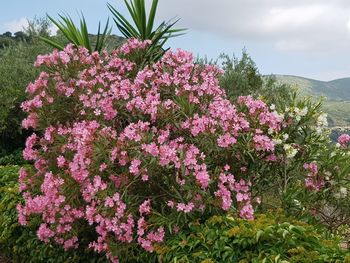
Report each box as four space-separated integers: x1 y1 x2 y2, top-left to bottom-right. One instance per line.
273 75 350 127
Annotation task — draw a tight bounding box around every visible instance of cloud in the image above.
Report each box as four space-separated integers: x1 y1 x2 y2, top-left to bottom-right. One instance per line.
4 17 29 33
3 17 58 35
154 0 350 52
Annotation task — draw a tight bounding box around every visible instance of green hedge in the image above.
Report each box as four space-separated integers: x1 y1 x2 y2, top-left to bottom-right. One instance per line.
150 213 350 263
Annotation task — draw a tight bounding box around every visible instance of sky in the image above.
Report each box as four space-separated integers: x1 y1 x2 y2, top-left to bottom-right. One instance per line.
1 0 350 81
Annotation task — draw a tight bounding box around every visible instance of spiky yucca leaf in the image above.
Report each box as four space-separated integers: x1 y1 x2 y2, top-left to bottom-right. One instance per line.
41 14 111 53
108 0 186 63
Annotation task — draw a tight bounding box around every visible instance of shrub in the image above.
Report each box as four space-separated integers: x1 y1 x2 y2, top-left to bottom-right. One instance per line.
218 51 293 105
0 41 52 157
0 149 27 166
18 39 350 261
150 212 350 263
16 39 281 261
0 18 69 159
219 51 263 100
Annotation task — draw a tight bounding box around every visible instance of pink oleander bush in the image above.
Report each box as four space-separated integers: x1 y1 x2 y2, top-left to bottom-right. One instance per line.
18 39 350 262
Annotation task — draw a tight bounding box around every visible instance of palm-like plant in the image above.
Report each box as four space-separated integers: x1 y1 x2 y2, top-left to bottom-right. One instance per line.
41 14 111 53
107 0 186 62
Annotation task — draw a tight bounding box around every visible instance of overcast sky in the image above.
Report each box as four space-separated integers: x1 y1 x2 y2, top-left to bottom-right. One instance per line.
1 0 350 80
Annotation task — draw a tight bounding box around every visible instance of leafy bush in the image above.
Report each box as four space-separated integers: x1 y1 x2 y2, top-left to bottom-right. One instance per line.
0 149 27 166
17 38 350 262
218 51 292 105
151 212 350 263
0 41 50 156
219 51 263 100
0 165 108 262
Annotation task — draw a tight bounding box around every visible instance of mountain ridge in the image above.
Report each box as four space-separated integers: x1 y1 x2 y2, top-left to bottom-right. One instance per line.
271 74 350 127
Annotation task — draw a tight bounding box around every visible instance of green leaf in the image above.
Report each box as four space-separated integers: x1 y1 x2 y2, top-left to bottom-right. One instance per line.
43 13 110 52
256 230 264 242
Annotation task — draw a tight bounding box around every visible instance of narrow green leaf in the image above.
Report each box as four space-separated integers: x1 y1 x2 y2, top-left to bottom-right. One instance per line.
146 0 158 36
107 3 139 37
256 230 264 242
39 36 64 50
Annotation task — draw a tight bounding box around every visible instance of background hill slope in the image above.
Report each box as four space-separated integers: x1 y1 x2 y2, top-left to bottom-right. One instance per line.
274 75 350 127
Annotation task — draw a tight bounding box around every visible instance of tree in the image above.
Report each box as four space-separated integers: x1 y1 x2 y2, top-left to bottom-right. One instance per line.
2 31 12 38
24 17 52 40
219 50 263 99
218 50 293 105
13 31 28 42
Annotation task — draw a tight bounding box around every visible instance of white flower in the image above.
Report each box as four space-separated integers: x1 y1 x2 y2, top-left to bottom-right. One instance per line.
315 127 322 134
268 128 274 134
270 104 276 110
340 187 347 198
300 107 308 116
295 116 301 122
293 199 301 207
334 193 341 199
283 144 298 158
282 133 289 141
324 171 331 181
317 113 328 127
274 111 284 121
273 138 282 145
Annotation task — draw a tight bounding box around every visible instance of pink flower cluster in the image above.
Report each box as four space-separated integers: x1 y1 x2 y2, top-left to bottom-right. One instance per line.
214 165 253 219
303 162 325 191
19 39 287 260
338 134 350 148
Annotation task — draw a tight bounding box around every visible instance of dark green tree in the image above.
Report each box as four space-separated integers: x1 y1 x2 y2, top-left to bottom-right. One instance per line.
219 50 263 99
2 31 12 38
13 31 28 41
218 50 293 105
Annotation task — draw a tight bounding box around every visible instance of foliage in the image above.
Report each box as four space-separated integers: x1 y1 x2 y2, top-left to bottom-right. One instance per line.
0 18 71 158
219 51 263 99
0 149 27 166
25 17 52 40
108 0 186 64
215 51 294 107
274 75 350 127
18 40 289 261
41 15 111 53
217 51 350 231
0 41 51 157
0 165 108 263
17 39 350 262
0 31 30 48
150 212 350 263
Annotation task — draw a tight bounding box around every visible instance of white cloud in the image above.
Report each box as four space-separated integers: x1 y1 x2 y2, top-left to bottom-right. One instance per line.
49 24 58 36
4 17 28 32
154 0 350 52
3 17 58 35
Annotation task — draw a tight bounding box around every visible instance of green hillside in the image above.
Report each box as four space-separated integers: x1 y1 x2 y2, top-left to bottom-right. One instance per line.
274 75 350 127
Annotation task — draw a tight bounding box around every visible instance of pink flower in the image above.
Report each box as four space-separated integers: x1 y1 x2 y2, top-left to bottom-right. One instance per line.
57 155 66 167
139 199 151 216
129 159 142 175
253 134 275 152
338 134 350 147
176 202 195 213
